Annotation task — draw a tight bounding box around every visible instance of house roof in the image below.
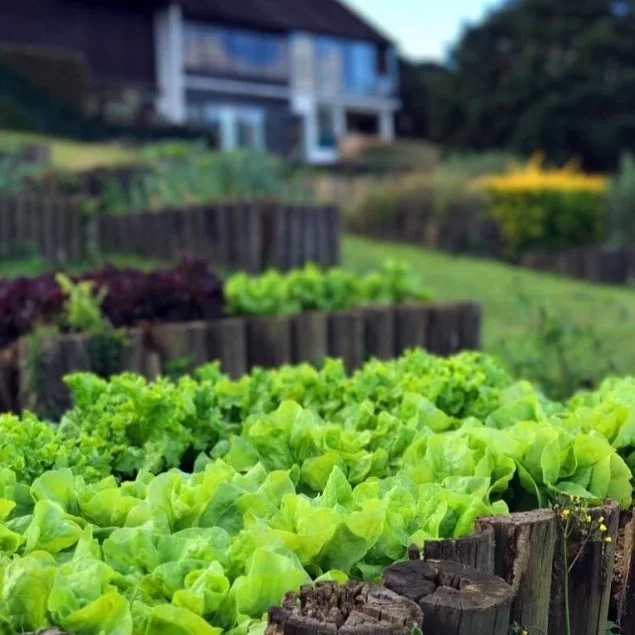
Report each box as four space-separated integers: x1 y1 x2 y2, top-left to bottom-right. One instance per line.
179 0 393 45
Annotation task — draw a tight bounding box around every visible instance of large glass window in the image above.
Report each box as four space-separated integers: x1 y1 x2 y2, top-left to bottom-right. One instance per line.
183 23 288 81
315 36 379 95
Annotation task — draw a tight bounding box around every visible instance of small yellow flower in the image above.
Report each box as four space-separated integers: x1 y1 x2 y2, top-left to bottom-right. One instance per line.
600 524 608 533
561 509 571 519
599 516 604 523
585 515 592 523
605 537 612 543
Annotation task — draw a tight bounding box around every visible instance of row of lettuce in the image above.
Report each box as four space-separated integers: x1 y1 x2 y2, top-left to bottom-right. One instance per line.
0 260 430 349
1 350 634 634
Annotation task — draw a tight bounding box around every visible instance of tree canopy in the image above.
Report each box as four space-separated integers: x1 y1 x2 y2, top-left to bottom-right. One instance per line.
411 0 635 170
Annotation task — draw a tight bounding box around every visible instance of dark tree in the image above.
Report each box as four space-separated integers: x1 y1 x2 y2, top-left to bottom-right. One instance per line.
416 0 635 170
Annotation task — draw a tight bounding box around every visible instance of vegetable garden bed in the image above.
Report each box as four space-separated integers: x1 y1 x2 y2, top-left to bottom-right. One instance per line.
2 349 635 633
12 299 481 416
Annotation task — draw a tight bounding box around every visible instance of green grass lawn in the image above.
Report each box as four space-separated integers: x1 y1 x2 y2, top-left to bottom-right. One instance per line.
0 130 141 170
343 234 635 378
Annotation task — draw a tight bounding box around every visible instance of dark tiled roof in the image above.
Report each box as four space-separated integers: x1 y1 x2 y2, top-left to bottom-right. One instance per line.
179 0 392 44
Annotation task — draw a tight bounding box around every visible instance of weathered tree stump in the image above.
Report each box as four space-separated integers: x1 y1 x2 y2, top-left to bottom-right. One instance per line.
291 311 328 365
383 559 513 635
477 508 557 633
420 525 495 574
549 501 620 635
362 304 396 360
266 581 423 634
207 318 247 379
246 315 292 369
611 509 635 634
328 310 365 372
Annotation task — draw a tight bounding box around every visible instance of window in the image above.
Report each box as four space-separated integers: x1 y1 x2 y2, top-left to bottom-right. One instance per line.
183 23 289 80
343 41 378 95
314 36 379 96
317 106 336 150
236 109 264 150
192 104 264 151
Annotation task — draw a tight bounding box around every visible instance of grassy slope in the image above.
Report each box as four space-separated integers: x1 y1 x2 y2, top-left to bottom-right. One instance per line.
343 234 635 373
0 130 140 170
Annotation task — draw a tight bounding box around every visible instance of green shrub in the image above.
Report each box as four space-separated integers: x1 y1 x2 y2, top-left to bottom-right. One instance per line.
606 153 635 247
475 155 607 255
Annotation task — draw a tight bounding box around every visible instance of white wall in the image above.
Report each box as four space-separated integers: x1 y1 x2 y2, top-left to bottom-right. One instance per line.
154 3 186 123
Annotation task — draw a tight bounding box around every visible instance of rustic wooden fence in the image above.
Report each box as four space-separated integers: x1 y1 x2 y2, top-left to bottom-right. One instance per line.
268 500 632 635
347 200 635 286
97 203 341 272
9 300 481 417
0 195 91 262
0 196 341 272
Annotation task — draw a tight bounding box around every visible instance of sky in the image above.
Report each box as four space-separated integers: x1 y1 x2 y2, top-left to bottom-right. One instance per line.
341 0 501 61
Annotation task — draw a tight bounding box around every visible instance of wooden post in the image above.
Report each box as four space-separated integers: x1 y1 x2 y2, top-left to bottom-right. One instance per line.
457 302 482 351
477 509 557 633
0 345 18 414
213 204 232 269
267 582 423 635
362 304 396 361
118 329 146 375
383 559 514 635
611 509 635 634
207 318 248 379
394 302 430 355
272 205 291 271
150 321 209 373
291 311 328 365
18 334 69 418
328 309 365 372
315 206 330 267
288 206 305 269
549 501 620 635
419 525 495 574
246 315 292 369
327 205 341 266
426 302 462 356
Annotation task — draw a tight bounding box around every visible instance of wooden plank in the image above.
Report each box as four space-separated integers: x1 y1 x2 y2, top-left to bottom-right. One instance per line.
291 311 328 366
246 315 292 369
426 302 462 356
394 303 430 355
207 318 247 379
314 206 330 267
362 304 396 361
327 309 365 372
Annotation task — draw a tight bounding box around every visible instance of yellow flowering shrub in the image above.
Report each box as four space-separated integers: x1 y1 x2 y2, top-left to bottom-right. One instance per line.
472 153 608 255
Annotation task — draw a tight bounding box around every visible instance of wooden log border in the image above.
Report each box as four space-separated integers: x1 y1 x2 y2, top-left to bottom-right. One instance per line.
0 196 342 272
8 301 481 415
265 501 623 635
